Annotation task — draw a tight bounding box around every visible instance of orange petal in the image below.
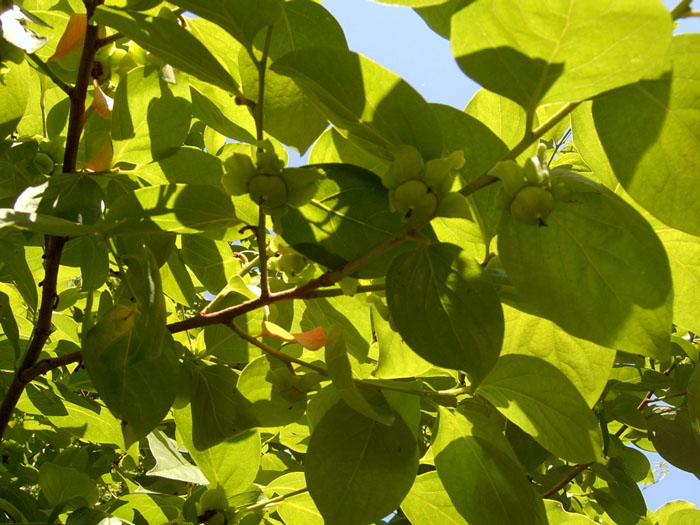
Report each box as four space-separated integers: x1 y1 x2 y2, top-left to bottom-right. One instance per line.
92 79 113 119
84 131 113 172
48 13 87 67
292 326 326 350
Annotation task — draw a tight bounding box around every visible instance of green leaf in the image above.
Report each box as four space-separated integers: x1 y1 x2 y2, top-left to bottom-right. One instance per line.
169 0 282 52
82 304 179 440
432 406 546 525
0 239 37 312
305 399 418 525
655 501 700 525
414 0 470 39
279 163 431 278
105 183 239 234
400 471 467 525
190 81 257 144
386 242 504 384
111 66 191 166
543 500 597 524
174 406 261 493
110 494 182 525
0 291 19 357
645 405 700 476
271 47 443 160
376 0 449 5
325 324 394 425
498 171 673 360
479 354 603 463
181 235 239 294
592 35 700 236
93 6 239 94
656 227 700 333
0 140 45 202
451 0 672 111
146 429 209 485
501 304 615 407
25 383 123 445
0 208 107 236
309 128 391 176
266 472 323 525
237 0 346 153
371 305 432 379
236 356 307 427
190 364 258 450
0 59 29 139
39 462 98 509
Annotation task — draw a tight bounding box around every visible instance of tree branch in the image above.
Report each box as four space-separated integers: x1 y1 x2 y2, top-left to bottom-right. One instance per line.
0 3 104 442
167 225 414 333
26 53 72 95
459 101 580 198
20 351 82 382
670 0 692 19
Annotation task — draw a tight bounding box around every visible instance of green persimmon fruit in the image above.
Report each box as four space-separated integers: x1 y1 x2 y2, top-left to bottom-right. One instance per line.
392 179 438 220
509 185 553 226
248 174 288 209
277 252 306 276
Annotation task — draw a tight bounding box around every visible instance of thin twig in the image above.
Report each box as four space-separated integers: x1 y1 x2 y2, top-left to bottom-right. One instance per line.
459 101 580 198
26 53 72 95
21 351 82 382
167 224 414 333
670 0 692 19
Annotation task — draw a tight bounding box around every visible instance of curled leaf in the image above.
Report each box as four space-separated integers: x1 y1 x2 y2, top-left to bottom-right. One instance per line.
48 13 87 71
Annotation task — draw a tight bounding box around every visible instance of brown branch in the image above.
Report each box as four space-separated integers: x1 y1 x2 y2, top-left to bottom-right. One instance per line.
20 351 82 383
0 3 104 441
542 362 677 499
167 226 413 334
0 236 65 438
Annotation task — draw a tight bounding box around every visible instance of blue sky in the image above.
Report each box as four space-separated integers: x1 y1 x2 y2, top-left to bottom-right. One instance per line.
315 0 700 513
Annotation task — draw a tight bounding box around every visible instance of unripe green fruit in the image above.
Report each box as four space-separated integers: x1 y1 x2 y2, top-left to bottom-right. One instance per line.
393 179 438 220
509 185 553 226
277 252 306 276
34 152 55 175
248 174 288 209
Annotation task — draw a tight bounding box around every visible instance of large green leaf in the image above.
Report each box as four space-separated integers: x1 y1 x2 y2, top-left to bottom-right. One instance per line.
105 183 239 234
324 324 394 425
189 81 257 144
386 242 504 384
656 227 700 334
501 304 615 408
189 364 257 450
271 47 443 160
93 6 239 94
25 384 123 445
146 429 209 485
305 400 418 525
0 140 45 203
592 35 700 236
644 405 700 476
169 0 281 52
479 354 603 463
236 356 307 427
400 471 467 525
39 463 98 509
432 406 546 525
236 0 346 153
0 239 37 312
82 304 179 440
371 305 432 379
543 500 597 524
308 128 391 176
111 66 191 166
266 472 323 525
498 171 673 360
451 0 672 112
181 235 239 294
0 208 108 236
279 163 431 278
174 407 261 494
0 59 29 139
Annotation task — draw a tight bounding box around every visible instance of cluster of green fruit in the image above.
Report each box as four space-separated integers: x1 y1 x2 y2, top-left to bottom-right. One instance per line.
382 145 469 222
492 143 555 226
221 141 321 216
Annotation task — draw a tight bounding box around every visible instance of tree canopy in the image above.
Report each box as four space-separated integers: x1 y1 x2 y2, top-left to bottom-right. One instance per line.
0 0 699 524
